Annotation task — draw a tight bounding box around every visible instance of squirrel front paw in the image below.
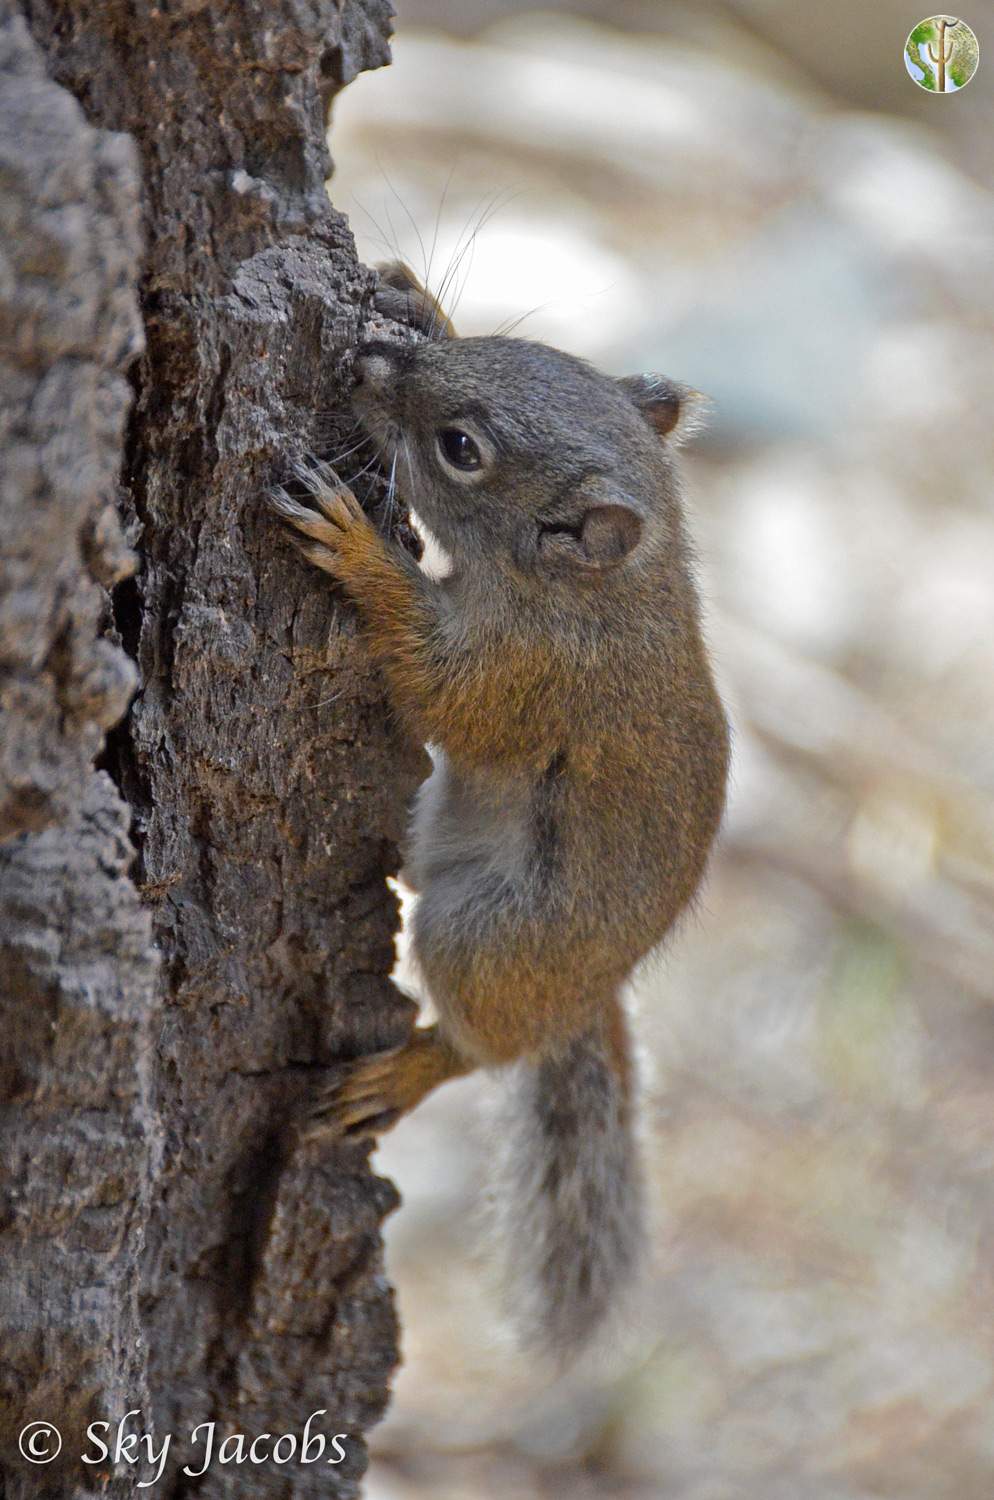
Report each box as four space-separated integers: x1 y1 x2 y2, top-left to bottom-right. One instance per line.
268 461 376 582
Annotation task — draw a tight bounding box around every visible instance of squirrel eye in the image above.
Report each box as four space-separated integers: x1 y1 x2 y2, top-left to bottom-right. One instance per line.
437 427 482 472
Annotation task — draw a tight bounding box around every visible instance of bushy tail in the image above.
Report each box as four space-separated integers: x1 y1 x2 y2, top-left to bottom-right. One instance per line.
493 997 645 1360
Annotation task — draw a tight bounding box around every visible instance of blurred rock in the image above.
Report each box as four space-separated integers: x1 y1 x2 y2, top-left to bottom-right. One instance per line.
334 11 994 1499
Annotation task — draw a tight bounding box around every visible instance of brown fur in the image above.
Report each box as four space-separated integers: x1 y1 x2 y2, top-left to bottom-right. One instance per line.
269 262 729 1354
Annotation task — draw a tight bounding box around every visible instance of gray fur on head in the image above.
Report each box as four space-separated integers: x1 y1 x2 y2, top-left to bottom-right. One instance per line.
353 335 701 586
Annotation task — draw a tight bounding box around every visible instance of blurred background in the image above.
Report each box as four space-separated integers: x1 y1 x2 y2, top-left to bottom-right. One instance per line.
329 4 994 1496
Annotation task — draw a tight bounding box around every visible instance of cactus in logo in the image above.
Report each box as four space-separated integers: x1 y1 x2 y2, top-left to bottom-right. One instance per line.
928 15 958 90
905 15 980 92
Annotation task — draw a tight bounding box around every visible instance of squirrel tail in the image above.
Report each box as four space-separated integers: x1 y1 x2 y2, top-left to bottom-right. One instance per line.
493 993 646 1360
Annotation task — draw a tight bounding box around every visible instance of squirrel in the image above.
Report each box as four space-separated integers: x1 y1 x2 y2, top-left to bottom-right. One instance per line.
269 261 730 1358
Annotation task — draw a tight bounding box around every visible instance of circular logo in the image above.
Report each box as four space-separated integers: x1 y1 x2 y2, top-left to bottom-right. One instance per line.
18 1421 62 1463
905 16 979 91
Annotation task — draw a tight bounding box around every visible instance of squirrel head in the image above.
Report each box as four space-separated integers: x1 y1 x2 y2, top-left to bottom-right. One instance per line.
352 334 703 587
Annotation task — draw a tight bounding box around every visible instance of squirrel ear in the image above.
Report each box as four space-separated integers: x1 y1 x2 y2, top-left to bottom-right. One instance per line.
538 502 642 572
617 373 707 444
373 260 456 341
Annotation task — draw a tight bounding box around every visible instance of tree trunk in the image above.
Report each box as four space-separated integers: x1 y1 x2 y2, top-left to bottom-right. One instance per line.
0 2 419 1495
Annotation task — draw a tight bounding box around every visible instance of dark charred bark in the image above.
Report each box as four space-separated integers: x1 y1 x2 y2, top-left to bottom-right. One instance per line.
0 2 419 1495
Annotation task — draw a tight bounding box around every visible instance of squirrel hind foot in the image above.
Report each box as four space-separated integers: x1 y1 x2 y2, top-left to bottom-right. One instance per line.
304 1025 471 1142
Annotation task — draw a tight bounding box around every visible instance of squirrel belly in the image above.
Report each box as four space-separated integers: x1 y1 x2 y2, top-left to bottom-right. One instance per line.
270 260 730 1361
405 722 725 1070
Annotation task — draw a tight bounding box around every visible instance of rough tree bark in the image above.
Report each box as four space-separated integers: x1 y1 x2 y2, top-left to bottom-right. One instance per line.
0 1 421 1495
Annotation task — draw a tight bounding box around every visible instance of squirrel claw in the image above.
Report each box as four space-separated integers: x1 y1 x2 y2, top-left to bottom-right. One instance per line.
304 1032 455 1142
268 464 371 580
305 1046 407 1141
288 460 366 529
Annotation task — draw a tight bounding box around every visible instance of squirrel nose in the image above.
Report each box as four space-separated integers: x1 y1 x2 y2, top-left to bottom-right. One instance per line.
353 344 397 396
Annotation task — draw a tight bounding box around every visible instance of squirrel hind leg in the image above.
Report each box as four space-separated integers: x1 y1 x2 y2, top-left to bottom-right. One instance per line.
306 1024 472 1141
